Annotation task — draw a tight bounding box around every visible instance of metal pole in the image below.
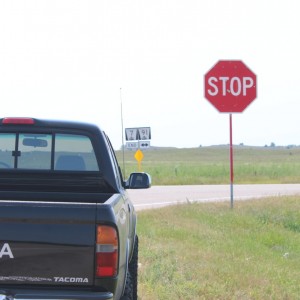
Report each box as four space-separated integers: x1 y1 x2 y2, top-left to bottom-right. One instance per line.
120 88 126 178
229 114 234 208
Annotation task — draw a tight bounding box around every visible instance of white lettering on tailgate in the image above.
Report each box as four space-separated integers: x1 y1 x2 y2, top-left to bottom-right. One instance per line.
0 243 14 258
54 277 89 283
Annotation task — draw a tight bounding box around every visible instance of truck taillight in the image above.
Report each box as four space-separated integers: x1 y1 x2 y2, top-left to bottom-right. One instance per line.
2 117 35 125
96 225 119 277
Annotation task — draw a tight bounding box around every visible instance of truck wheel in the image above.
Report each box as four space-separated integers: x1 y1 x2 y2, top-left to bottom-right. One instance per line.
120 271 133 300
128 235 138 300
120 235 138 300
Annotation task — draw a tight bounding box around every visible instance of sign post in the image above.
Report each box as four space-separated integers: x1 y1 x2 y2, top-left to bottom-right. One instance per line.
204 60 257 207
229 113 234 208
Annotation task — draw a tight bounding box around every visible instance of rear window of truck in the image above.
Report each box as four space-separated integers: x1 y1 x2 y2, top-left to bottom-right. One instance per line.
0 133 99 171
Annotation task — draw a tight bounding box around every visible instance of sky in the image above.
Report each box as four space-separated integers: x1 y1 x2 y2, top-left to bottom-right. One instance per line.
0 0 299 149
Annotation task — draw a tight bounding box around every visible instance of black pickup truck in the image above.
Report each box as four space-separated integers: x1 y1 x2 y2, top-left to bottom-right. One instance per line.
0 117 151 300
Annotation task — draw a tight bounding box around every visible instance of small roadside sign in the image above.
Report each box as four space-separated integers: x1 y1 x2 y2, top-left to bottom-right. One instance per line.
125 126 151 171
138 127 151 140
125 127 151 140
125 128 139 141
126 141 139 150
134 149 144 162
139 141 150 149
134 149 144 171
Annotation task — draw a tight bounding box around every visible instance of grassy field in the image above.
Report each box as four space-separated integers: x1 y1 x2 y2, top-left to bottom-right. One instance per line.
116 146 300 185
137 196 300 299
118 146 300 298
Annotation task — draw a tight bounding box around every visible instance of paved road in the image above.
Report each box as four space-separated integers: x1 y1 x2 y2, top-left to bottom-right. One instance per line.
128 184 300 210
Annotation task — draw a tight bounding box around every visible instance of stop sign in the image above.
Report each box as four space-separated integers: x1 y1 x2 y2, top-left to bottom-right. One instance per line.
204 60 257 113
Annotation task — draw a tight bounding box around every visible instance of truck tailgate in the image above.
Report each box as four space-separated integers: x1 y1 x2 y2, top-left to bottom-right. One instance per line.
0 200 96 286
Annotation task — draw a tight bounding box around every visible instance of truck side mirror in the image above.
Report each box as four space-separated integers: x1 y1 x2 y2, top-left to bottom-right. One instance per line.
126 172 151 189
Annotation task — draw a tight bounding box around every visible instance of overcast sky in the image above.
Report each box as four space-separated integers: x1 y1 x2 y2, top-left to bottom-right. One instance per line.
0 0 299 149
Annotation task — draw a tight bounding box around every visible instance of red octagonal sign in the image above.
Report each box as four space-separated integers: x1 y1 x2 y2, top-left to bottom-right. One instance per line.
204 60 257 113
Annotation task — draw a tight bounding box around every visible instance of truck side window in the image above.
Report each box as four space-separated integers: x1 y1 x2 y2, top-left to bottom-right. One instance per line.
104 134 123 188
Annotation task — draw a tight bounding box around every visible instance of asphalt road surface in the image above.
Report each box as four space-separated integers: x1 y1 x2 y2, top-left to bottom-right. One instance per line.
128 184 300 210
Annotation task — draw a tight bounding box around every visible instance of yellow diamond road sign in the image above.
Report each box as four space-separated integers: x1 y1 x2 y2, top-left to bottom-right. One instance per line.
134 149 144 162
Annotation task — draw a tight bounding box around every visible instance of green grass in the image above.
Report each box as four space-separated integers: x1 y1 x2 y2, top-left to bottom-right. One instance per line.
118 146 300 298
116 146 300 185
137 196 300 299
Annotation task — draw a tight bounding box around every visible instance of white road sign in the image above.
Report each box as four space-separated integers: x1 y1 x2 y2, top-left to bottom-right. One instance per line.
139 141 151 149
138 127 151 140
126 141 139 150
125 128 139 141
125 127 151 141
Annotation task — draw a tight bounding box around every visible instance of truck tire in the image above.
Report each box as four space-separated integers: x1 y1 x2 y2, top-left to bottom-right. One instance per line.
128 235 138 300
120 235 138 300
120 271 133 300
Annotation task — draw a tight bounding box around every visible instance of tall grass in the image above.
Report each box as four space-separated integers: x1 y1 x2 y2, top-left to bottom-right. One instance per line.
116 146 300 185
137 196 300 299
